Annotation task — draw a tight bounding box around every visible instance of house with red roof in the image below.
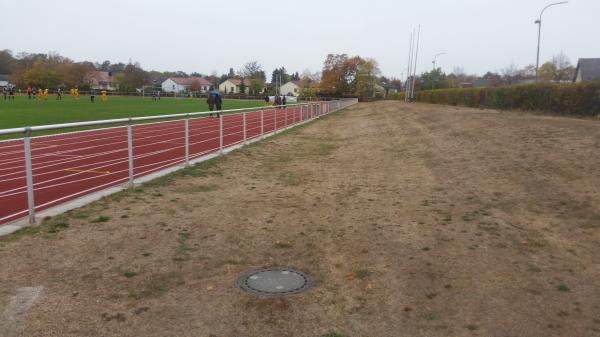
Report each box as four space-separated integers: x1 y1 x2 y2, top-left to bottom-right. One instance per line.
86 71 117 91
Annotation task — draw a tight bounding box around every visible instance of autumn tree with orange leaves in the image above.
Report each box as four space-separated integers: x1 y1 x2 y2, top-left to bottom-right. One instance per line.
320 54 378 97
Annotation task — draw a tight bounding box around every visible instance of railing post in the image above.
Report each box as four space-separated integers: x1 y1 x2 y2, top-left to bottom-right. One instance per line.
260 109 264 139
127 119 134 187
285 106 288 129
243 111 247 145
274 107 277 134
184 114 190 165
219 113 224 154
23 127 36 224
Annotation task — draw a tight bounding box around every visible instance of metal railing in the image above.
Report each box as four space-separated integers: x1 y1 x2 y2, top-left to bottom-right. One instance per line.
0 98 358 225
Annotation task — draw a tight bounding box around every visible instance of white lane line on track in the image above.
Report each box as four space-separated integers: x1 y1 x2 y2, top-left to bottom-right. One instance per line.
0 113 278 191
0 133 225 195
0 116 234 166
0 119 247 171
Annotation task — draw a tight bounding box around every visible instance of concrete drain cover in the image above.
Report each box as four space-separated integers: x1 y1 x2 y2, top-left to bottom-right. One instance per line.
236 267 313 297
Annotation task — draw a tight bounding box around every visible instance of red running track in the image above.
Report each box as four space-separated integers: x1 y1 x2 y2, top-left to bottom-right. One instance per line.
0 104 327 225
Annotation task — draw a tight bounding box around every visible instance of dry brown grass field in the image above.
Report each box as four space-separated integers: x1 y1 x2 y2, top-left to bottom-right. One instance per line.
1 101 599 337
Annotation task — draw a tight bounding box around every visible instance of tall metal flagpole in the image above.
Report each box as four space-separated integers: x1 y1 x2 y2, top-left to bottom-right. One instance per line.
411 25 421 101
405 30 414 102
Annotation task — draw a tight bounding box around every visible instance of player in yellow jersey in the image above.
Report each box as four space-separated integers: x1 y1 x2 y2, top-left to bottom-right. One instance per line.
101 90 108 102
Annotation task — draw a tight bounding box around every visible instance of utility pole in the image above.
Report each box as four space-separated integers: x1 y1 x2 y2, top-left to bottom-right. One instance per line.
432 52 446 90
535 2 568 81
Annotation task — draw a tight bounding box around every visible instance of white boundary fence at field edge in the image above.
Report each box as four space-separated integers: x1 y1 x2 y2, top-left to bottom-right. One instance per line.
0 98 358 225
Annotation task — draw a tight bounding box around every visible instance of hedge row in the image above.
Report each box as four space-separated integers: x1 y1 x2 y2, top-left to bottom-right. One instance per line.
395 82 600 116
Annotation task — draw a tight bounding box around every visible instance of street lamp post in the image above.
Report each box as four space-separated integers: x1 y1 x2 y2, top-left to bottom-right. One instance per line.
535 1 568 81
432 52 446 90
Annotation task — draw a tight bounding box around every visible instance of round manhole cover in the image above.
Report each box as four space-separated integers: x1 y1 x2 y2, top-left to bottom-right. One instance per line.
236 267 313 297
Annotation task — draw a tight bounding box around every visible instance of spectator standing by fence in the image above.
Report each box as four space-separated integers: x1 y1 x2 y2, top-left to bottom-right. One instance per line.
207 91 215 114
214 88 223 113
27 86 32 99
207 86 223 117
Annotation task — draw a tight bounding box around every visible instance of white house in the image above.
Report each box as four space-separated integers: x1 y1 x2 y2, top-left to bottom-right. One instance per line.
219 79 251 94
280 81 300 96
0 74 11 88
162 77 212 93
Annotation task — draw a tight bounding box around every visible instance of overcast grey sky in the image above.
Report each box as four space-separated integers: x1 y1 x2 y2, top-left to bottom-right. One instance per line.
2 0 598 79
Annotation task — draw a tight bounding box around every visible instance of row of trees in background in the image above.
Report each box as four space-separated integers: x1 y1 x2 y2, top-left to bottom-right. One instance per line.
0 49 379 98
414 52 576 91
0 49 385 99
0 49 174 91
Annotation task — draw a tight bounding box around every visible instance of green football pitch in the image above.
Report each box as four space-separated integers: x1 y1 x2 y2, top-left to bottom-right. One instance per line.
0 95 267 139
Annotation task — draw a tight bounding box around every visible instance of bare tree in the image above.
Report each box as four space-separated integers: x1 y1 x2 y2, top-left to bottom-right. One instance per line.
518 64 537 78
243 61 262 78
501 62 519 85
552 51 574 82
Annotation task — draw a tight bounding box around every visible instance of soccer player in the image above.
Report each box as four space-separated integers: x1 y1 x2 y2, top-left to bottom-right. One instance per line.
101 90 107 102
2 86 6 100
56 88 62 100
9 86 15 100
27 86 32 99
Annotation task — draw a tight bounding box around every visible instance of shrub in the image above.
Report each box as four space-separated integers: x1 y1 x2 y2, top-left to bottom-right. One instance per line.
391 82 600 116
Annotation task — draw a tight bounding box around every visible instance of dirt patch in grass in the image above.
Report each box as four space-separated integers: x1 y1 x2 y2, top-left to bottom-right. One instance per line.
1 101 599 337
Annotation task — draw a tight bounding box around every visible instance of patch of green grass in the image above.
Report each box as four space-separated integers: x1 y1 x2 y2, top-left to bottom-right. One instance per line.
0 225 42 243
142 156 226 189
128 273 181 300
465 324 478 331
557 284 570 292
322 333 346 337
273 242 293 249
0 96 264 140
175 184 218 194
69 210 91 219
277 171 304 186
47 222 69 234
91 216 110 223
356 269 371 279
173 232 191 261
123 271 138 278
